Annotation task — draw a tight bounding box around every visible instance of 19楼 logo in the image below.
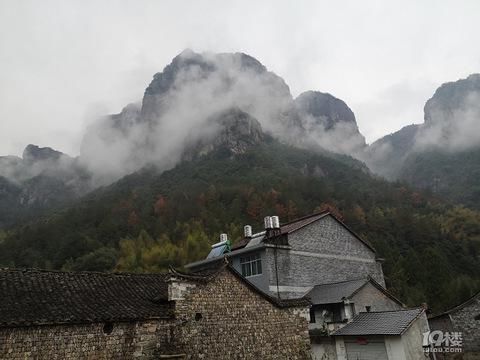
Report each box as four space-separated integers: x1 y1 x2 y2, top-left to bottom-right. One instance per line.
423 331 463 353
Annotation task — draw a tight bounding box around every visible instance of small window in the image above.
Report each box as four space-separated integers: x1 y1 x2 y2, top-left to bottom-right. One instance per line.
475 314 480 321
103 322 114 335
195 313 203 321
309 308 316 323
365 306 371 312
240 253 262 277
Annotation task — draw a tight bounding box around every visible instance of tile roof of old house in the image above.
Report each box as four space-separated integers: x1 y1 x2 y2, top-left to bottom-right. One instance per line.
306 278 370 305
0 268 173 327
305 277 404 306
333 308 425 336
0 261 310 328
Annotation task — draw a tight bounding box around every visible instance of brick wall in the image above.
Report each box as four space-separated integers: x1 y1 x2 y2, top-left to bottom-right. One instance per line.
173 270 311 359
0 320 173 359
266 216 385 298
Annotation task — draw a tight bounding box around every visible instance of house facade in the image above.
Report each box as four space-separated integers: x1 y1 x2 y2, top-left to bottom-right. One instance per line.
333 308 430 360
0 265 311 359
187 212 385 299
187 211 430 360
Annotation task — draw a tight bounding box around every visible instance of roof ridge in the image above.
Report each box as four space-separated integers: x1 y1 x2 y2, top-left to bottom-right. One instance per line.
313 277 368 287
358 307 424 314
279 211 329 227
0 267 169 277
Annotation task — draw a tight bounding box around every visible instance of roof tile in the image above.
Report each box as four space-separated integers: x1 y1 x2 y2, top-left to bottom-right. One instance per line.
0 268 173 327
333 308 424 336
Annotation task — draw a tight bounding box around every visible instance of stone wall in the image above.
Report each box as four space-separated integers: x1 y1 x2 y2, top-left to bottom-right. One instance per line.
0 320 173 359
173 270 311 359
450 295 480 353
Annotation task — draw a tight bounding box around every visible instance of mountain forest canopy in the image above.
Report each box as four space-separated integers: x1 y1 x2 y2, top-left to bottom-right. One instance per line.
0 51 479 314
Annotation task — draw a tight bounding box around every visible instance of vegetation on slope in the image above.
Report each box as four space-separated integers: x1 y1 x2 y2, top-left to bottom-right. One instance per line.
0 141 479 313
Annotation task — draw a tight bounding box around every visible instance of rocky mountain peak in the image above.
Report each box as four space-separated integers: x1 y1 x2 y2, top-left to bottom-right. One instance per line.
182 107 265 160
424 73 480 126
294 91 358 130
22 144 65 164
140 50 292 123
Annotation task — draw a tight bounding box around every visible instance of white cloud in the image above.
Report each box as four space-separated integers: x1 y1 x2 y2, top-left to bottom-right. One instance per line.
1 0 480 155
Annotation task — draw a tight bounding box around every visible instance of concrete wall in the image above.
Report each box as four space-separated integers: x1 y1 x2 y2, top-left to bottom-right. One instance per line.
351 282 403 314
402 312 430 360
311 336 337 360
0 320 172 359
385 336 406 360
173 270 311 359
265 216 385 298
230 248 270 293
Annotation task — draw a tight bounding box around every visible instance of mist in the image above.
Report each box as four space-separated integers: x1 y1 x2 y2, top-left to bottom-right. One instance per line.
2 0 480 158
78 50 366 185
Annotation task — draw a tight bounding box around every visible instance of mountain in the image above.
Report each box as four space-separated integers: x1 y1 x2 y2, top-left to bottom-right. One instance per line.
0 145 91 227
79 50 368 184
365 74 480 208
0 50 370 227
1 117 479 312
366 124 420 179
294 91 366 155
1 51 479 312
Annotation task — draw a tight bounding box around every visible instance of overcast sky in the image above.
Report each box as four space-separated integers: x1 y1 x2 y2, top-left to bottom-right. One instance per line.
1 0 479 156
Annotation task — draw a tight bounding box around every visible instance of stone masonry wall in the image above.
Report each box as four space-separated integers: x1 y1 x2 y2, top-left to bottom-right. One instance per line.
173 270 311 359
0 320 172 359
451 296 480 353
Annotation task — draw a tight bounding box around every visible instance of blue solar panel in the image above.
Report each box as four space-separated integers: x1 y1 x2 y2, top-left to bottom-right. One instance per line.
206 243 228 259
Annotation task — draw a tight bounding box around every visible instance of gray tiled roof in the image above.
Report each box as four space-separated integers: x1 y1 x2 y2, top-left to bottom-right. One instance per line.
333 308 425 336
0 268 173 327
306 278 368 305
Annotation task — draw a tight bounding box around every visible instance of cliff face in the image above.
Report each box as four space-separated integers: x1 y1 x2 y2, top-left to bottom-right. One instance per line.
182 107 266 161
78 50 368 184
364 74 480 207
0 145 91 227
294 91 366 155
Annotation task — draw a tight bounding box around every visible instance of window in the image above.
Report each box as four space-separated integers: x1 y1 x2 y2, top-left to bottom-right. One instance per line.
309 307 316 323
103 322 113 335
240 253 262 277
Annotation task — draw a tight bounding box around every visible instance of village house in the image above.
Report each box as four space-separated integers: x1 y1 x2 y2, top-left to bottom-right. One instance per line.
187 211 431 359
186 212 386 298
428 291 480 359
333 307 429 360
0 264 311 359
1 211 434 359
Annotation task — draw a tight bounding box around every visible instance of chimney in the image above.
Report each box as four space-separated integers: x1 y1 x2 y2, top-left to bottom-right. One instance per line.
271 216 280 229
264 216 273 230
244 225 252 238
264 216 281 238
219 233 228 243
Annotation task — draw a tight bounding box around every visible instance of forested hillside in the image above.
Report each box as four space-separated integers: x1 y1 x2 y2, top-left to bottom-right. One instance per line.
1 140 479 313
